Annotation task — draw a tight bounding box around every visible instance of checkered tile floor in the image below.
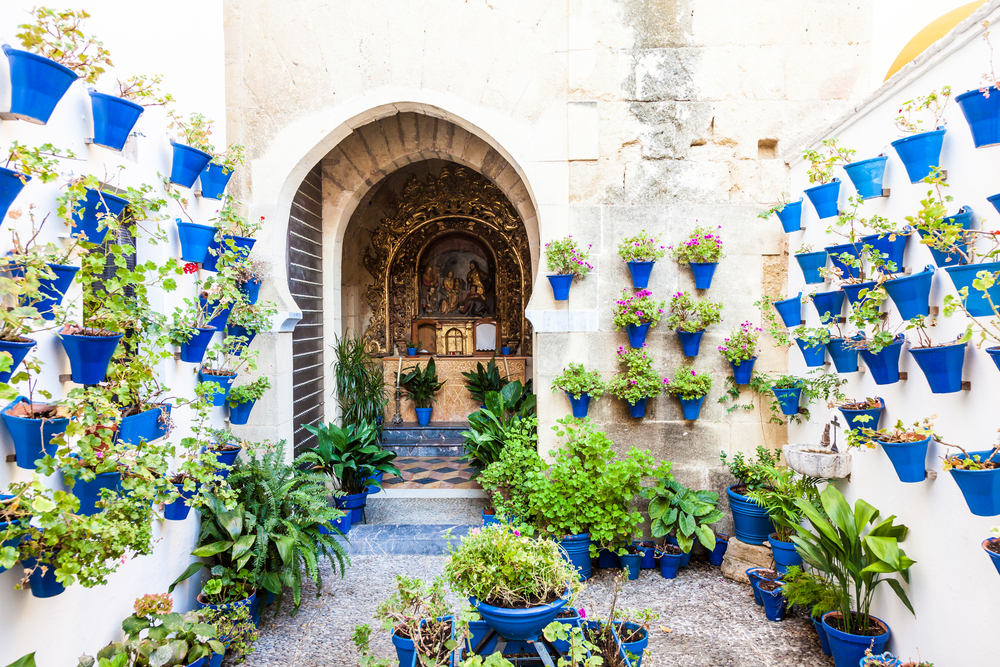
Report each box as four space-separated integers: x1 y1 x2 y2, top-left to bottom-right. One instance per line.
381 456 481 489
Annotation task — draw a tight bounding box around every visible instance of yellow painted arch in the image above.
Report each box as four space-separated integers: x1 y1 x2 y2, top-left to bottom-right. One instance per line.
885 1 988 81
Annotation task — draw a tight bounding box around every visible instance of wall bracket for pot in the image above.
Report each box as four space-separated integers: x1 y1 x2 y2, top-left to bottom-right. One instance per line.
59 374 71 382
5 454 15 463
926 470 939 480
962 381 972 390
898 372 908 380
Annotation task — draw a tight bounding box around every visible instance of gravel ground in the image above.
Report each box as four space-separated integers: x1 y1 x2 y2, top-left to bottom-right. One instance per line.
243 556 833 667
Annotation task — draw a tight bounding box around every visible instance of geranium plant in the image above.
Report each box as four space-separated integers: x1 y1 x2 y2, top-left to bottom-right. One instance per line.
551 363 605 400
718 320 762 363
227 377 271 408
545 236 593 277
663 367 712 400
611 289 664 330
607 347 663 406
802 138 855 185
617 231 667 263
375 575 455 665
15 7 113 84
894 86 951 134
663 291 723 332
477 417 543 520
669 225 724 264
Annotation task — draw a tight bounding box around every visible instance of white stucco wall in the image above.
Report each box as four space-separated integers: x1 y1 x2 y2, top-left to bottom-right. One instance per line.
788 4 1000 664
0 2 231 665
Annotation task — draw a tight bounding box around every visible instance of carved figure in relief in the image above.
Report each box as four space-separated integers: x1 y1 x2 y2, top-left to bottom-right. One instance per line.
458 285 489 317
466 260 488 296
442 271 461 314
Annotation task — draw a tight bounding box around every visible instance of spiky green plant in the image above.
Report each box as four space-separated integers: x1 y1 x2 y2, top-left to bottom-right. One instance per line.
331 333 387 435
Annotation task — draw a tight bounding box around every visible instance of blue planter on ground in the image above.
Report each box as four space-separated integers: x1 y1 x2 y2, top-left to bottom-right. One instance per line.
365 471 385 494
772 386 802 416
727 485 775 545
775 199 803 233
164 483 196 521
983 538 1000 577
2 397 69 470
71 189 129 244
203 234 257 272
795 338 826 367
759 583 787 622
795 251 828 284
616 623 648 667
89 91 144 151
59 331 123 384
826 242 861 280
768 535 803 574
227 324 257 355
745 568 767 605
892 129 946 183
598 548 620 569
773 293 803 326
199 163 235 199
811 290 845 323
822 613 890 667
861 231 908 271
859 335 905 385
878 435 931 484
689 262 718 289
472 589 570 642
709 535 729 566
0 168 30 223
665 536 692 567
119 406 161 445
547 274 573 300
2 45 77 124
956 88 1000 147
335 491 369 525
843 155 888 199
627 322 651 348
229 399 256 425
176 221 218 263
827 338 860 373
919 206 974 267
0 338 35 383
677 329 704 357
658 551 682 579
678 395 705 420
989 346 1000 373
23 557 66 598
627 261 655 288
730 358 756 385
944 261 1000 316
627 397 648 419
73 470 121 516
239 279 262 305
27 263 79 321
567 392 591 418
811 614 833 656
842 280 877 307
839 397 883 432
634 542 656 569
180 327 217 363
908 341 967 394
559 533 592 580
415 406 433 426
804 179 841 218
884 265 935 320
170 141 214 188
198 369 237 406
391 630 414 667
948 452 1000 516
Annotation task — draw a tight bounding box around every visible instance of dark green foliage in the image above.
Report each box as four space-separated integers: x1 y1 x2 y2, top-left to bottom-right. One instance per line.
461 358 508 404
718 445 782 492
460 381 537 474
643 478 724 553
300 420 400 495
399 358 445 408
333 334 388 435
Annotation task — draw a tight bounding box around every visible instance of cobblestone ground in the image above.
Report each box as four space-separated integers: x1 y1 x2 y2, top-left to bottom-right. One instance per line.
244 556 833 667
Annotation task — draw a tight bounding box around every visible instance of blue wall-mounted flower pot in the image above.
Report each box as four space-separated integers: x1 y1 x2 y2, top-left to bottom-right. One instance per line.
677 329 704 356
415 406 433 426
627 322 651 348
950 452 1000 516
0 167 30 223
811 290 845 323
842 280 877 307
709 534 729 566
689 261 718 289
826 242 861 280
164 483 196 521
229 399 256 425
226 324 257 356
908 340 967 394
775 199 803 233
944 261 1000 317
804 179 841 218
71 188 129 244
730 358 756 384
199 162 235 200
956 88 1000 147
771 386 802 415
861 231 908 272
170 141 213 188
89 91 144 151
839 397 883 431
2 45 77 124
822 613 890 667
678 395 705 420
23 556 66 598
0 337 35 383
843 155 888 199
206 444 242 478
59 331 123 384
918 206 974 267
179 327 216 363
567 392 591 418
28 263 79 321
884 264 935 320
559 532 592 580
239 279 261 305
119 406 162 445
199 296 232 331
826 337 860 373
891 128 946 183
198 369 237 406
983 538 1000 577
774 293 803 326
1 397 69 470
858 335 906 385
73 469 121 516
989 192 1000 215
627 397 648 418
795 338 826 367
727 486 775 545
547 274 573 300
795 251 828 284
203 234 257 272
627 260 655 289
988 346 1000 373
878 435 931 484
176 221 218 264
767 535 802 574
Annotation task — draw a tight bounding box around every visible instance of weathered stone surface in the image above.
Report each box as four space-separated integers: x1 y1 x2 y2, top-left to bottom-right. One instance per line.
722 538 775 583
632 100 714 159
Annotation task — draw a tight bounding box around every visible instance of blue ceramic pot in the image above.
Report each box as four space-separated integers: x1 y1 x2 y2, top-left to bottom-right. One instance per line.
616 622 648 667
767 535 802 574
627 397 648 419
1 397 69 470
804 179 841 218
822 613 890 667
983 538 1000 577
772 386 802 416
677 329 704 357
773 293 803 326
989 192 1000 215
689 262 718 289
678 395 705 420
199 162 235 199
89 91 144 151
177 221 218 264
861 231 908 271
665 536 692 567
559 533 592 580
843 155 888 199
71 189 129 244
620 553 640 580
2 46 77 124
199 296 233 331
180 327 217 364
0 337 35 383
471 587 570 641
25 263 79 321
727 486 775 545
877 435 931 484
745 568 768 605
197 369 237 406
908 340 967 394
826 242 861 280
759 582 787 621
567 392 591 418
956 88 1000 147
73 469 121 516
842 280 877 307
709 534 729 566
919 206 974 267
415 406 433 426
795 251 828 284
391 630 415 667
811 614 833 656
627 322 651 348
0 167 30 223
795 338 826 367
811 290 845 323
164 483 196 521
23 556 66 598
239 279 262 305
203 234 257 272
227 324 257 355
827 337 860 373
598 548 620 569
839 397 883 431
501 346 511 355
891 129 946 183
548 274 573 300
197 591 257 615
59 331 123 384
775 199 803 233
483 509 500 526
944 261 1000 317
364 471 385 494
948 452 1000 516
988 346 1000 373
229 399 256 425
858 335 905 385
406 347 417 357
170 141 213 188
634 541 656 569
335 491 369 524
207 445 242 478
729 358 756 385
119 406 161 445
659 551 682 579
884 265 935 320
627 260 655 289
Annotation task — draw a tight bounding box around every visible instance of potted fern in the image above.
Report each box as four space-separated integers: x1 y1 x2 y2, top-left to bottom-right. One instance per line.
400 358 445 426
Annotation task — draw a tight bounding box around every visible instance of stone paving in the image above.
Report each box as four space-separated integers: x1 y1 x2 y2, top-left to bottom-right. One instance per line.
244 556 834 667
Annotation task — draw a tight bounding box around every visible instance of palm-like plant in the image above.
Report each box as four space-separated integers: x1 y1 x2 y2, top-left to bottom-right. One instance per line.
301 420 400 494
643 478 724 553
399 358 445 408
461 358 508 404
747 465 822 542
332 334 388 438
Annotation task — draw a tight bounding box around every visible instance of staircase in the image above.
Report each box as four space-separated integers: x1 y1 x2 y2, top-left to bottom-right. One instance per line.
380 422 468 457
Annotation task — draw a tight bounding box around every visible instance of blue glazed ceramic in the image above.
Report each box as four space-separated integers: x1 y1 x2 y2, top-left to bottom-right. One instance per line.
727 486 775 545
548 274 573 300
908 340 967 394
843 155 888 199
774 293 803 326
170 141 213 188
884 265 935 320
795 251 828 284
89 91 144 151
891 129 945 183
822 613 890 667
775 199 803 233
689 262 717 289
627 322 651 348
199 162 235 199
677 329 704 357
59 331 123 384
176 221 218 264
878 435 931 484
2 46 77 124
956 88 1000 147
627 260 655 289
559 533 592 580
567 392 591 418
627 397 648 419
804 179 841 218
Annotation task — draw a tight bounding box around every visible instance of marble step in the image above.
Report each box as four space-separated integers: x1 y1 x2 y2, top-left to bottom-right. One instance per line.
380 440 467 457
381 422 468 443
365 497 487 525
339 524 473 555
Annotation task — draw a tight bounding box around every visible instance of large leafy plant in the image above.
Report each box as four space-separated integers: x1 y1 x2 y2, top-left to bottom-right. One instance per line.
333 334 388 432
400 358 445 408
643 477 724 553
460 382 536 474
746 465 822 542
300 420 400 495
477 416 543 519
461 358 508 404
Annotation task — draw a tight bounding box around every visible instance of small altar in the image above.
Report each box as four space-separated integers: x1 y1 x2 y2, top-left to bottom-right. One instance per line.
383 355 528 423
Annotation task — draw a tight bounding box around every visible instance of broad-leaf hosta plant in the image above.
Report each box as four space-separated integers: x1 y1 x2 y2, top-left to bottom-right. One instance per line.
643 477 724 553
301 420 400 495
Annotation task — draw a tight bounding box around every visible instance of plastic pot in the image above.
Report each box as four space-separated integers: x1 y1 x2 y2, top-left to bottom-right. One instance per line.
804 179 841 218
774 293 803 326
170 141 213 188
391 629 415 667
176 221 218 264
795 251 828 284
203 234 257 272
771 386 802 416
811 290 845 323
919 206 974 268
198 369 237 406
207 445 242 478
709 535 729 566
983 538 1000 577
944 261 1000 317
199 162 235 200
164 483 196 521
626 322 651 348
884 265 935 320
745 568 767 605
59 331 123 384
23 557 66 598
616 622 649 667
627 260 655 289
948 451 1000 516
239 279 262 305
665 536 692 567
827 242 861 280
677 329 704 357
678 395 705 420
335 491 369 525
843 155 888 199
2 46 77 124
0 337 36 383
822 612 890 667
861 231 908 271
559 533 592 580
908 340 967 394
956 88 1000 147
795 338 826 367
1 397 69 470
839 397 884 431
415 406 433 426
471 588 570 642
567 392 591 418
988 346 1000 373
598 548 621 569
877 434 931 484
827 337 860 373
727 485 775 545
89 91 144 151
73 469 121 516
689 262 718 289
227 324 257 356
775 199 803 233
729 358 756 385
179 327 217 364
547 274 573 300
0 168 31 224
891 129 946 183
119 406 162 445
71 188 129 244
767 534 803 574
627 397 648 419
811 614 833 656
22 263 79 321
759 582 788 621
228 399 256 425
634 541 656 569
658 551 682 579
842 280 878 308
858 335 905 385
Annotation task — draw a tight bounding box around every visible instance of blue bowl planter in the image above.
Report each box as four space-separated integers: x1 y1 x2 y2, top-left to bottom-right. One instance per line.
771 386 802 416
775 199 803 233
811 290 845 322
229 399 256 425
827 338 860 373
170 141 214 188
71 189 129 244
988 346 1000 373
839 397 884 431
795 338 826 367
861 231 908 271
658 551 682 579
944 262 1000 317
983 538 1000 577
858 335 906 386
119 406 162 445
0 338 36 383
729 358 756 385
239 279 262 305
804 179 841 219
843 155 888 199
23 556 66 598
203 234 257 272
59 330 123 384
677 329 704 357
627 261 655 289
689 262 717 289
908 340 967 394
177 221 218 264
73 469 122 516
567 392 591 418
877 435 931 484
199 163 235 200
164 484 196 521
884 265 935 320
471 588 570 642
1 45 77 124
616 622 648 667
626 398 648 419
709 534 729 566
415 406 433 426
335 491 369 525
948 452 1000 516
826 242 861 280
727 485 775 545
678 395 705 420
822 612 890 667
227 324 256 355
198 369 237 406
1 397 69 470
795 251 828 284
0 168 31 222
773 293 803 327
891 129 946 183
758 582 787 622
179 327 217 363
627 322 651 348
89 91 144 151
559 533 593 580
956 88 1000 147
767 535 802 574
547 274 574 301
919 206 974 267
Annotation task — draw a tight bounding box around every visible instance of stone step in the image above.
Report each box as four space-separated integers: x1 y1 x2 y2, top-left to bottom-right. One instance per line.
339 524 472 555
720 537 776 584
382 421 468 443
364 497 487 525
380 441 466 457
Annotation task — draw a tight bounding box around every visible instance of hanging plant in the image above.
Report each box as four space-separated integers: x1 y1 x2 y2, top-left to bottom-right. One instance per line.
607 347 663 408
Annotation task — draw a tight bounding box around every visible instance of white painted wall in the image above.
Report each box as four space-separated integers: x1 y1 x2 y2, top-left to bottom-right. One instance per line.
0 2 231 666
789 5 1000 664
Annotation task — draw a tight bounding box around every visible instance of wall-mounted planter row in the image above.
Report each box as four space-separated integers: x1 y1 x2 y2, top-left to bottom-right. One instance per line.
795 251 828 284
908 340 968 394
842 155 888 199
891 128 945 183
2 45 77 125
804 179 841 219
955 88 1000 148
883 264 935 320
776 199 803 233
774 293 803 327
